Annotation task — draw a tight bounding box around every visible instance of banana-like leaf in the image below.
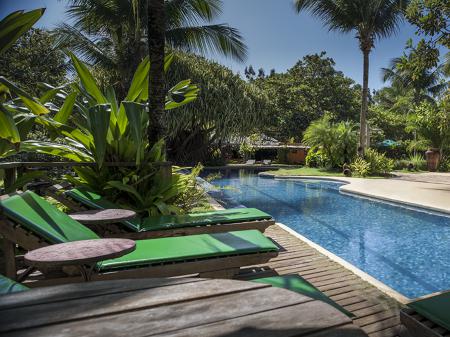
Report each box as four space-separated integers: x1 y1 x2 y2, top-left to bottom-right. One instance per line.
125 56 150 102
137 54 174 102
68 52 107 104
54 91 77 124
0 105 20 144
122 101 146 165
165 80 199 110
0 9 44 55
107 180 145 205
0 77 49 115
86 104 111 168
164 54 174 72
20 140 93 162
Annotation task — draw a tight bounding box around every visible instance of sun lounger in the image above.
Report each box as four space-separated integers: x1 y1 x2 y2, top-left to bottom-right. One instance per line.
0 191 278 285
45 184 275 238
253 275 354 318
401 291 450 337
245 159 256 165
0 274 28 295
262 159 272 165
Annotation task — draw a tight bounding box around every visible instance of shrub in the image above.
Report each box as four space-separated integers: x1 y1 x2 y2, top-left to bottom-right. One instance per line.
350 157 370 177
438 156 450 172
364 148 394 175
302 114 357 168
408 153 426 171
305 148 328 168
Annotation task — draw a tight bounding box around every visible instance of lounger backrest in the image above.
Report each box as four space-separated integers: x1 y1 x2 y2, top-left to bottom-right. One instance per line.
0 191 100 244
0 274 28 295
65 188 141 232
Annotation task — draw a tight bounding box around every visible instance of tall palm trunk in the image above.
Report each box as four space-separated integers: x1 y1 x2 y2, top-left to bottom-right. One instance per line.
147 0 166 145
359 46 371 156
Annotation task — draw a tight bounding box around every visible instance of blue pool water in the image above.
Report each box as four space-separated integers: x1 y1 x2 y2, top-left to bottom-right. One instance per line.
209 171 450 299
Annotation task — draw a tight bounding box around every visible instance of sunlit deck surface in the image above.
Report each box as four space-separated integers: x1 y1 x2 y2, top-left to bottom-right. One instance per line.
237 225 404 337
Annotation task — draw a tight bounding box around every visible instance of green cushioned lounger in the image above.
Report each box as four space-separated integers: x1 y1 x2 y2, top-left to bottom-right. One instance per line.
0 191 278 273
65 187 272 232
253 275 354 318
0 275 28 295
407 292 450 331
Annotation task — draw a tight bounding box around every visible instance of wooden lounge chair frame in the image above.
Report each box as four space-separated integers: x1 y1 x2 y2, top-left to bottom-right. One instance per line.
43 183 275 239
400 291 450 337
0 192 278 287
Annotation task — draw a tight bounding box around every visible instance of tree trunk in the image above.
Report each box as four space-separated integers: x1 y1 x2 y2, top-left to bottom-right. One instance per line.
147 0 166 145
358 48 370 157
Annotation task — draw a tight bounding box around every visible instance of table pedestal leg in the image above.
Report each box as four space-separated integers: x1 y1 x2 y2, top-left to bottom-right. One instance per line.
78 264 96 282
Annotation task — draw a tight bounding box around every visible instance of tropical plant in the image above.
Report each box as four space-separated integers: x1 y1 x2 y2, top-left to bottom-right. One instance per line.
294 0 409 155
164 52 270 163
350 157 370 177
0 8 45 157
406 98 450 155
302 115 358 168
382 40 448 103
407 153 426 170
363 148 395 175
305 148 328 168
1 52 200 214
53 0 247 96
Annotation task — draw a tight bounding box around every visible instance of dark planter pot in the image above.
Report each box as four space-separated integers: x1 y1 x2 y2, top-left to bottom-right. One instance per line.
425 148 440 172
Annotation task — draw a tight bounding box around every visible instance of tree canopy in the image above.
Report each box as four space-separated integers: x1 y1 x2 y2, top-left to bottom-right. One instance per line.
164 52 270 163
254 52 361 142
0 28 67 96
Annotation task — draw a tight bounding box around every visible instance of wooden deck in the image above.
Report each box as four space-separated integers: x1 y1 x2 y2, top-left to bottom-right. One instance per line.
237 225 404 337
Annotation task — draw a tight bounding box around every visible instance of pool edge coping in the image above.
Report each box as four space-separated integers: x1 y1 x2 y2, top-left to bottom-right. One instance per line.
275 222 411 305
259 172 450 215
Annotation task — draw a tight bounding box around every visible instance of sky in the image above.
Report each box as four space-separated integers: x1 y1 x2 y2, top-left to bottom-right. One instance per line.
1 0 447 90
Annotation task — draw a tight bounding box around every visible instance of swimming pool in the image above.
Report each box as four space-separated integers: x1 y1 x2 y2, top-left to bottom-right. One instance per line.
209 171 450 299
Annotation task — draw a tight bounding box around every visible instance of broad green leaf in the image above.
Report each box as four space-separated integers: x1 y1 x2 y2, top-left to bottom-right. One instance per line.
164 53 174 72
0 105 20 143
125 56 149 102
87 104 111 168
0 77 49 115
122 101 146 164
165 80 199 110
0 9 45 55
107 180 145 204
68 52 107 104
54 91 77 124
20 140 93 162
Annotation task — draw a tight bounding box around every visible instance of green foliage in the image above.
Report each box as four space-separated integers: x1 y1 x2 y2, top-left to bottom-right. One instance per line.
408 153 427 170
305 148 328 168
406 0 449 48
0 28 67 96
165 52 270 163
438 155 450 172
254 53 361 141
407 98 450 151
53 0 247 94
0 9 44 55
350 157 371 177
364 148 395 175
302 114 358 168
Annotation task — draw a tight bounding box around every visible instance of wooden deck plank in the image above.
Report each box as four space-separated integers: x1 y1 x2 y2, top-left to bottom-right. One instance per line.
240 225 404 337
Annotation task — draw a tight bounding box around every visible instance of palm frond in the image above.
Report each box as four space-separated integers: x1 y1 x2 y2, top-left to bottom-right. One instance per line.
166 24 247 61
166 0 222 28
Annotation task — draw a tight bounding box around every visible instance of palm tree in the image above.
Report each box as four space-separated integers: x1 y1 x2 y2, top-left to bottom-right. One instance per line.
148 0 166 144
294 0 409 155
382 57 448 104
54 0 247 97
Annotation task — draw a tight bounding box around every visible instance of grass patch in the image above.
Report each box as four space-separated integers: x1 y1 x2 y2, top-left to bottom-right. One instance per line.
266 167 344 177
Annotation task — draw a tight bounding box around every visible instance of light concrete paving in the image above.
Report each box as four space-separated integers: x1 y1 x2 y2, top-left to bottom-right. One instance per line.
260 172 450 214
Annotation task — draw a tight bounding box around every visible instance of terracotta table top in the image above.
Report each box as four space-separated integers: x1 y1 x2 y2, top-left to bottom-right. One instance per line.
24 239 136 268
68 209 137 225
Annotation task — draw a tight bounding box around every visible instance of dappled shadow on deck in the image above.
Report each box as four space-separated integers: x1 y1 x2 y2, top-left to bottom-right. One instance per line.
237 225 404 337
